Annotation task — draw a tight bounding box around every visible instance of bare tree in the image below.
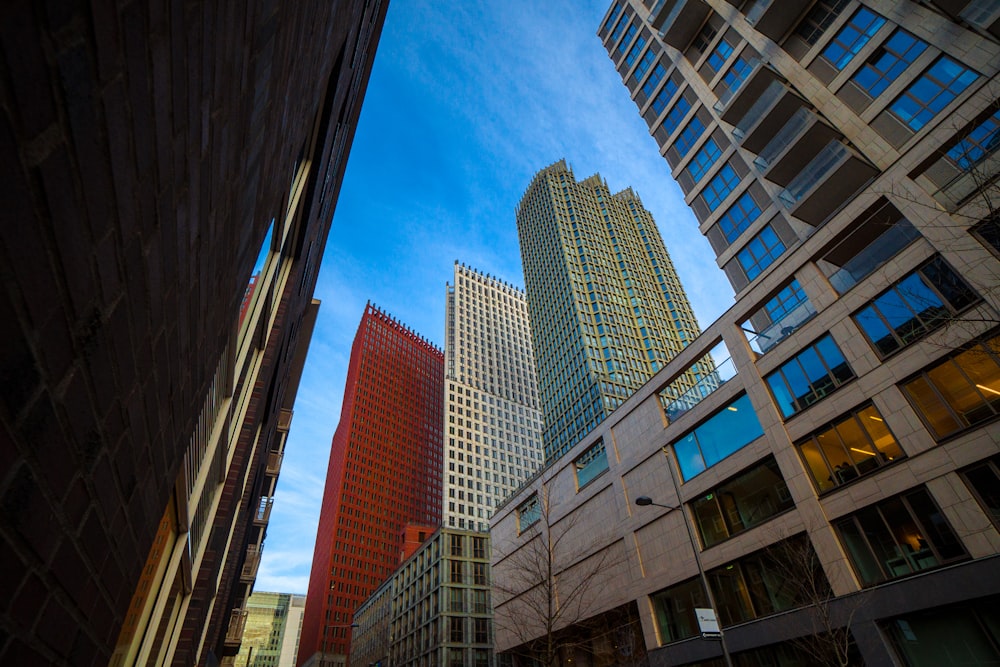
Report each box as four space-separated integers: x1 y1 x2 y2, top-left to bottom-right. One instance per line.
491 484 637 667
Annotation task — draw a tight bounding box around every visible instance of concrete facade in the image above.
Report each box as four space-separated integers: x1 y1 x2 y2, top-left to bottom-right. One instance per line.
492 2 1000 666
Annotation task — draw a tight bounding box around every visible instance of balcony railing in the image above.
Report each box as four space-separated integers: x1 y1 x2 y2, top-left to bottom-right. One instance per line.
240 544 261 582
661 355 737 422
778 140 847 208
265 451 283 476
254 496 274 526
714 58 761 111
733 79 784 140
754 107 813 171
649 0 711 49
827 219 920 294
744 299 817 355
224 608 249 645
278 408 293 432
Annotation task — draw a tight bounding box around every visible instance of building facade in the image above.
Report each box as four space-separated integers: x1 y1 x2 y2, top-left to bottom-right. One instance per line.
491 2 1000 666
352 527 494 667
234 592 307 667
299 305 444 667
516 161 710 461
443 263 544 531
0 1 387 666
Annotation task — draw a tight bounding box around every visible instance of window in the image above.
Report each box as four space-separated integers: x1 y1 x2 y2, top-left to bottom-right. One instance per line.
686 138 722 183
472 536 486 559
662 95 692 134
737 225 785 280
473 562 487 585
973 214 1000 256
673 394 765 480
574 439 609 488
625 37 647 67
794 0 850 46
706 37 734 73
821 7 886 70
651 577 708 644
474 618 489 644
797 404 904 493
472 589 489 613
617 24 637 55
720 55 754 97
674 116 706 157
962 457 1000 531
634 48 656 80
650 78 679 116
517 494 541 531
449 533 463 556
717 191 761 243
853 256 979 357
602 4 621 34
766 335 854 418
691 457 793 548
450 618 465 643
900 334 1000 439
610 15 628 45
450 560 463 583
835 487 966 586
851 30 927 98
701 163 740 212
743 279 816 355
890 56 979 131
946 109 1000 170
450 587 465 612
884 596 1000 666
642 63 667 98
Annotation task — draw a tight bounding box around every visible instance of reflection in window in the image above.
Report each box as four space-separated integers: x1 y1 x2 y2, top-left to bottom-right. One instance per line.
766 335 855 418
835 488 966 586
691 457 792 548
687 138 722 183
673 394 765 480
854 256 979 357
962 457 1000 531
642 63 667 98
947 109 1000 170
798 404 904 493
821 7 886 70
900 335 1000 439
707 535 829 626
885 596 1000 666
717 191 761 244
651 577 707 644
574 439 609 489
794 0 850 46
675 116 707 157
517 494 540 532
851 29 927 98
737 225 786 280
650 78 680 116
972 213 1000 257
743 279 816 355
890 56 979 131
701 164 740 212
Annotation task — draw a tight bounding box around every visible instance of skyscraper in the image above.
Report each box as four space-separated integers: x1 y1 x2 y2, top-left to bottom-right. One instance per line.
443 263 544 530
298 304 444 667
517 160 710 460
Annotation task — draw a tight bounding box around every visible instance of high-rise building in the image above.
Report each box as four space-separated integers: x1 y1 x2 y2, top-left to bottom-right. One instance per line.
234 592 307 667
517 161 710 461
0 2 387 666
491 3 1000 666
443 263 544 530
298 304 444 667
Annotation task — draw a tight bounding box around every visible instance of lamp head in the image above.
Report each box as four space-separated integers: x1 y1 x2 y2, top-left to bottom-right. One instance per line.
635 496 653 506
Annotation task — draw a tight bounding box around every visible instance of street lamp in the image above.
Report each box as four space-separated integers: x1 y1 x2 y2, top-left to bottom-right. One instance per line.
634 494 734 667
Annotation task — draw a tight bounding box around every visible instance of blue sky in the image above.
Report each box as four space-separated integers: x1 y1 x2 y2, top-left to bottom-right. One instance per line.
255 0 734 594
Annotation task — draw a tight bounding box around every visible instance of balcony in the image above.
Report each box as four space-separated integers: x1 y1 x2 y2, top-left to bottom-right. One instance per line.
253 496 274 526
277 408 293 432
822 218 920 294
224 608 248 646
777 140 878 226
753 109 842 187
649 0 711 51
743 298 816 355
240 544 261 582
744 0 811 42
658 341 736 423
715 59 779 126
265 450 283 476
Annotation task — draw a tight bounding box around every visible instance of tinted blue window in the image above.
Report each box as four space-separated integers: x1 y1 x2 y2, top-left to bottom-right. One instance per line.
603 4 622 33
855 305 895 355
737 226 785 280
822 8 886 70
651 78 680 115
643 64 667 97
722 56 753 94
766 335 854 418
890 56 978 131
717 191 761 242
707 39 734 72
851 30 927 97
618 24 637 55
766 280 807 322
702 164 739 212
947 110 1000 169
687 139 722 183
663 96 693 134
626 37 647 67
674 394 764 480
675 116 706 157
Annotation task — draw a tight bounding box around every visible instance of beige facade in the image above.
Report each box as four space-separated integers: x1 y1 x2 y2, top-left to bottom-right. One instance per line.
492 2 1000 665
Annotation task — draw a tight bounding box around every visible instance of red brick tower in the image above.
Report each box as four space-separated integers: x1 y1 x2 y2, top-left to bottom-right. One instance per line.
298 304 443 666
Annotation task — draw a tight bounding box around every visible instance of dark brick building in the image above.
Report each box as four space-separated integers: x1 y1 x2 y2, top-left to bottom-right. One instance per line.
0 1 389 665
299 305 444 667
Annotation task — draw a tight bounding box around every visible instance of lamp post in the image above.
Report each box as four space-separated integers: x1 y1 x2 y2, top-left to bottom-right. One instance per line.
634 493 734 667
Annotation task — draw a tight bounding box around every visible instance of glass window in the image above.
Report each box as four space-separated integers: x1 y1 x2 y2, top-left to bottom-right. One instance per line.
721 55 754 96
851 30 927 98
674 116 706 157
574 438 609 489
662 95 692 134
691 457 793 548
947 110 1000 170
890 56 979 131
706 37 734 73
642 63 667 98
766 335 855 418
651 577 708 644
884 596 1000 667
625 37 647 67
610 16 628 46
794 0 850 46
617 24 637 55
853 256 979 357
798 404 904 493
450 533 464 556
673 394 765 480
701 163 740 212
450 617 465 642
900 335 1000 439
835 488 967 586
972 214 1000 256
717 191 761 243
821 7 886 70
737 225 786 280
961 457 1000 531
687 139 722 183
517 494 541 531
650 78 679 116
602 4 621 34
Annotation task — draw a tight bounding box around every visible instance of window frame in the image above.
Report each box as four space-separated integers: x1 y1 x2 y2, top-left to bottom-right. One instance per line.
765 334 855 418
737 225 786 280
850 29 927 99
889 55 979 131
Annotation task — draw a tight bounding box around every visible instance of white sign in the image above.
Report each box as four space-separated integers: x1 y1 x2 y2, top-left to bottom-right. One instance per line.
695 607 721 637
